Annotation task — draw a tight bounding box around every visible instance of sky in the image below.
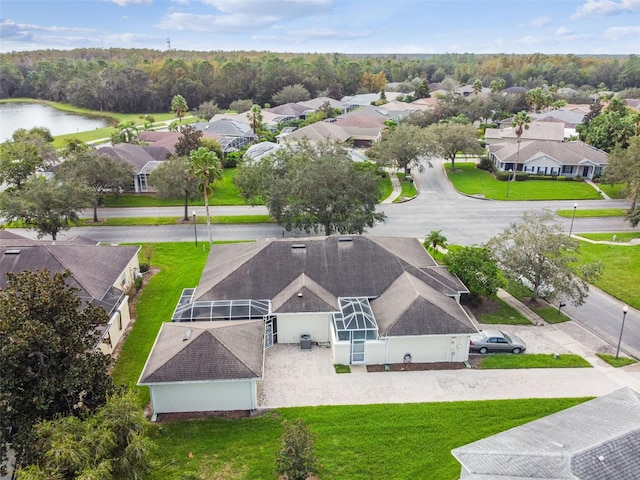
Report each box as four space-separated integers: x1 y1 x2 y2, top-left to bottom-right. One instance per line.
0 0 639 55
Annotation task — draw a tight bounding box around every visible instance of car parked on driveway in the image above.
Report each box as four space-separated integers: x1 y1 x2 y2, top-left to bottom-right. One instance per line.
469 329 527 354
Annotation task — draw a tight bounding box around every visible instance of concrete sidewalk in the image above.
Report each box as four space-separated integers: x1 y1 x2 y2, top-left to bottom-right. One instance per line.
381 170 402 204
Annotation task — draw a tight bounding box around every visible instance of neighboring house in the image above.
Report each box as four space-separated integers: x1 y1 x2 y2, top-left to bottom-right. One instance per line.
138 320 264 417
341 91 405 107
192 119 257 153
484 121 565 145
452 387 640 480
0 230 140 355
499 109 584 139
210 110 291 130
488 140 608 179
334 114 386 146
244 141 283 164
341 104 415 124
278 121 352 144
626 98 640 111
138 236 475 414
98 143 171 193
298 96 354 114
265 102 312 118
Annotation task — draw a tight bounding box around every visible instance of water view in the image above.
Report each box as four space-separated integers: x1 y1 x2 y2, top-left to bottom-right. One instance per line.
0 102 112 142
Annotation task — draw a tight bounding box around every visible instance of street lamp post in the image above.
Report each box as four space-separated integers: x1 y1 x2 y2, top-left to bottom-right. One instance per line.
506 169 513 198
615 305 630 359
192 211 198 247
568 202 577 236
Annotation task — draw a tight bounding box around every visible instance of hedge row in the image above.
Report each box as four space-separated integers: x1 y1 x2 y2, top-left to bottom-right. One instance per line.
495 172 583 182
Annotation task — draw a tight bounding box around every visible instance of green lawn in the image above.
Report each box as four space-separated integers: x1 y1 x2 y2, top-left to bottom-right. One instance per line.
478 354 591 369
556 208 626 218
595 353 637 368
147 398 588 480
529 305 572 324
447 163 602 201
596 182 627 199
394 172 418 202
79 215 274 226
477 297 532 325
378 174 393 202
105 168 250 207
576 241 640 310
111 243 210 406
577 232 640 242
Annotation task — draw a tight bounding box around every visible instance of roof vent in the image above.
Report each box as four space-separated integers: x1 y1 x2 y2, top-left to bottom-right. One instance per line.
183 329 192 341
4 249 21 255
338 237 353 242
291 244 306 249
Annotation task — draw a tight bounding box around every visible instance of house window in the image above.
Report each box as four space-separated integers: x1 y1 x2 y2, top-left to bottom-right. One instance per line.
537 166 547 175
562 165 573 174
550 167 560 176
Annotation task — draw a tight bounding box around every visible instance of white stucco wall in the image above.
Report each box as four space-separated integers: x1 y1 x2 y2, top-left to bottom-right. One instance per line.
276 312 331 344
331 335 470 365
149 380 257 413
99 295 132 356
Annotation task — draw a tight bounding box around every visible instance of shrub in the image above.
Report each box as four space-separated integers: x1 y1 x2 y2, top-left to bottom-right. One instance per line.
477 157 495 172
495 171 510 181
514 172 528 181
575 175 582 181
223 151 242 168
139 263 149 273
134 276 143 290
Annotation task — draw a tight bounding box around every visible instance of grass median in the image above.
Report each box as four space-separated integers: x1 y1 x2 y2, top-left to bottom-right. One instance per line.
80 215 274 226
478 353 591 369
556 208 626 218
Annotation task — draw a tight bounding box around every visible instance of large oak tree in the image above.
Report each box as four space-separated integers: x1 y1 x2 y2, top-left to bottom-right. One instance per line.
235 140 386 235
0 270 114 469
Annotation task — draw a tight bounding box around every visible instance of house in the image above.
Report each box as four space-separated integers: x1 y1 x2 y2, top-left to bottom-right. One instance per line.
98 143 170 193
192 119 257 153
0 230 140 355
488 140 608 179
265 102 312 119
298 96 354 114
138 320 264 416
278 121 352 144
452 387 640 480
484 121 565 145
138 236 475 414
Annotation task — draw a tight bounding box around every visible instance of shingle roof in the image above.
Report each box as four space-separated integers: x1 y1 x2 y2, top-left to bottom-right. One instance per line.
485 122 565 142
138 320 264 384
0 243 138 300
298 97 348 110
488 140 608 166
279 122 351 143
266 103 309 116
193 119 255 137
452 387 640 480
97 143 156 173
194 237 470 336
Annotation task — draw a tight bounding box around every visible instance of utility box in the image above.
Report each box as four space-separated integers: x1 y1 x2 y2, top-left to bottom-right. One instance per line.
300 334 311 350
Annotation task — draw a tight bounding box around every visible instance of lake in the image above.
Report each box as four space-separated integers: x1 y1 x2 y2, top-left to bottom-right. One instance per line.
0 102 112 142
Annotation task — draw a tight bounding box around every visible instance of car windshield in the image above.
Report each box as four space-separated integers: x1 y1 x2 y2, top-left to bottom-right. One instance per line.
501 331 512 342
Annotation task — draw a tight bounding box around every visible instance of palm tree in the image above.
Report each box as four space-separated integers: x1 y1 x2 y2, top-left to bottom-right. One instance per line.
171 94 188 123
511 111 531 181
425 230 447 258
187 147 223 246
247 104 263 138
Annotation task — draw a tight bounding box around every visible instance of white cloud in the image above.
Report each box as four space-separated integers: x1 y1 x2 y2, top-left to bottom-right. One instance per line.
287 28 372 40
570 0 640 20
110 0 152 6
555 26 574 36
157 12 278 32
529 16 552 27
200 0 332 19
518 35 543 46
604 25 640 38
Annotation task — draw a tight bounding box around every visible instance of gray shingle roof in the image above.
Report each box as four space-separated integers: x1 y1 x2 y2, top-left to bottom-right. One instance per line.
488 140 608 166
138 320 264 384
194 236 470 336
452 387 640 480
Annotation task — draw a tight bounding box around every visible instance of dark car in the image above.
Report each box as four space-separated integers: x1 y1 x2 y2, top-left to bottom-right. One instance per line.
469 329 527 354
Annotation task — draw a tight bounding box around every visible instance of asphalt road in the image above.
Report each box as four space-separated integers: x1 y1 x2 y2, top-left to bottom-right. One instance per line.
8 158 638 358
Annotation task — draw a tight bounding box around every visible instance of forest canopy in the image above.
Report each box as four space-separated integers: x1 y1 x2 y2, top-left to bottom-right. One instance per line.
1 49 638 113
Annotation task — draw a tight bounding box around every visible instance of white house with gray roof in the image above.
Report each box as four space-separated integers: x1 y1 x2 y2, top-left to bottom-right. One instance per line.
138 236 476 415
452 387 640 479
488 140 608 179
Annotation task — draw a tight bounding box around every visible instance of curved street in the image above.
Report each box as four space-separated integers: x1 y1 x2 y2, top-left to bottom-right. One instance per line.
7 157 639 359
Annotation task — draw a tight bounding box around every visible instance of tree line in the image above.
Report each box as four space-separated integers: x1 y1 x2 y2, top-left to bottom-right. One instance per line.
1 49 640 112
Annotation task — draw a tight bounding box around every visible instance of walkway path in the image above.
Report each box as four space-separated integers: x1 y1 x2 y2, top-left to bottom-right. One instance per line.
381 170 402 204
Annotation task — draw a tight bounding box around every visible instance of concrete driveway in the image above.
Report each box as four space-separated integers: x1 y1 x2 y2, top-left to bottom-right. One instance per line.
257 321 640 409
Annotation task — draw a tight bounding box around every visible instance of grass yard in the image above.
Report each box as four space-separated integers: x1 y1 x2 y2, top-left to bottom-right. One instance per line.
596 182 627 199
577 232 640 242
447 163 602 201
80 215 273 226
111 243 210 406
595 353 638 368
556 208 626 218
105 168 250 207
147 398 588 480
475 297 532 325
576 241 640 310
394 172 418 202
378 174 393 202
529 305 572 324
478 353 591 369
